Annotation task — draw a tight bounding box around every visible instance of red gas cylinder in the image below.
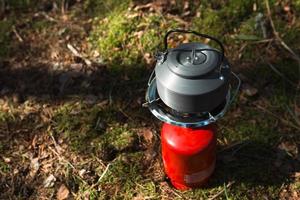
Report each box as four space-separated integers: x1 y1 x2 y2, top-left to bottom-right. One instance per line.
161 122 216 190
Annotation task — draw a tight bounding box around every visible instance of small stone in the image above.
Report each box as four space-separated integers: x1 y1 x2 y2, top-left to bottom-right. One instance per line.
242 83 258 97
13 168 19 175
58 138 64 144
3 157 11 163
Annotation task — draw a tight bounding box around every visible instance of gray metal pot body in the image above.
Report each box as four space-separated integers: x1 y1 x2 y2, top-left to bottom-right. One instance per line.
155 43 231 113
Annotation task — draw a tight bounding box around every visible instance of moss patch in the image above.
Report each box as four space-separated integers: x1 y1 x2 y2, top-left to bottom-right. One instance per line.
89 8 179 67
52 102 139 158
83 0 131 18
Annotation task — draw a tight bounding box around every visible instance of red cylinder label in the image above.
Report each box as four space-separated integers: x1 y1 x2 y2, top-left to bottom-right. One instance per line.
184 160 216 184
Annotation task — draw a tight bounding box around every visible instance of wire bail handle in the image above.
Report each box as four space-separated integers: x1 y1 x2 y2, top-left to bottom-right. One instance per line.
163 29 225 63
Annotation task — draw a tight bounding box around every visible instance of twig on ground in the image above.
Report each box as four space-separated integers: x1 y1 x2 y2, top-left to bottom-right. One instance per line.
118 107 133 121
48 146 75 170
170 189 186 200
61 0 66 14
238 153 275 161
113 78 148 86
93 156 106 168
159 183 186 199
166 14 189 26
67 43 92 66
97 163 111 182
90 158 117 190
250 38 274 44
265 0 300 63
73 174 89 185
224 183 230 200
208 181 235 200
12 26 23 42
286 105 300 126
218 141 250 154
255 104 300 131
134 3 153 11
35 12 57 22
259 55 297 86
108 82 115 105
231 141 250 156
49 130 63 153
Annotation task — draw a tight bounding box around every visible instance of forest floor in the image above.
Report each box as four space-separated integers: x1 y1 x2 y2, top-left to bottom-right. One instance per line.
0 0 300 199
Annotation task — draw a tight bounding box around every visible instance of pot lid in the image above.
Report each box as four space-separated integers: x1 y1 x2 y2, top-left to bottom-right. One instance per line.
167 42 221 78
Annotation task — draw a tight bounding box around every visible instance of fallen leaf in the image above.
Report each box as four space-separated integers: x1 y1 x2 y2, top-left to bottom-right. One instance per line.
70 63 83 71
144 148 157 161
96 100 109 108
137 128 154 143
143 53 152 64
44 174 56 188
51 49 59 59
133 30 144 39
29 157 40 178
278 141 298 156
183 1 189 10
79 169 86 178
293 172 300 178
133 195 144 200
57 184 69 200
61 14 68 21
41 163 53 173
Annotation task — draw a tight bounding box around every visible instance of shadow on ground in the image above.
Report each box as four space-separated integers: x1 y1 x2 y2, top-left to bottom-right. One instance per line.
212 141 300 187
0 61 150 102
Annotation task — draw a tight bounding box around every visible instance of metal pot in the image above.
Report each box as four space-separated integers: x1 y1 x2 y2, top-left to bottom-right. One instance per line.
144 29 240 127
155 30 230 113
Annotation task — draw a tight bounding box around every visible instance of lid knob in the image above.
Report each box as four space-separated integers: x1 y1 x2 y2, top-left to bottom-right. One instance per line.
181 50 207 67
191 49 206 65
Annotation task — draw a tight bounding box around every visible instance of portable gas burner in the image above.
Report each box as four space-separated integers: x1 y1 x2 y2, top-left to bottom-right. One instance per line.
144 29 240 190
